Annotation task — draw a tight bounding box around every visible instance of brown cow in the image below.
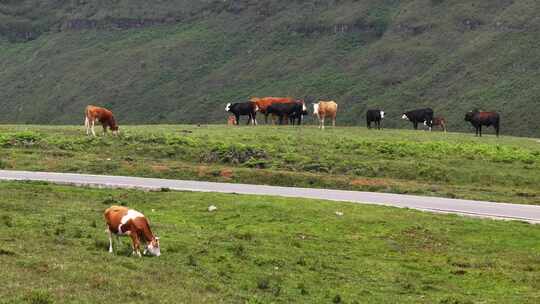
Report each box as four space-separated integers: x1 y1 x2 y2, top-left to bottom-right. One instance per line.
313 101 338 129
427 116 447 132
85 105 119 136
250 97 297 124
104 206 160 257
465 110 500 137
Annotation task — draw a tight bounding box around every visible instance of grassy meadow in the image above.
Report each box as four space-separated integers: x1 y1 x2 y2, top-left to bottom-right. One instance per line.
1 182 540 303
0 124 538 205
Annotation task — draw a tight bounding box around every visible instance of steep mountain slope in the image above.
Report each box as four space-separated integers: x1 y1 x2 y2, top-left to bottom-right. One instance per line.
0 0 539 136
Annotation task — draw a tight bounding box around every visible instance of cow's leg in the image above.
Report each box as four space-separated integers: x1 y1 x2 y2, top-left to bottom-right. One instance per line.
129 233 142 257
102 123 107 135
107 229 114 253
413 122 418 130
332 116 336 127
253 113 258 125
321 117 325 129
91 120 97 136
85 116 90 135
265 113 269 124
235 114 240 125
479 125 482 137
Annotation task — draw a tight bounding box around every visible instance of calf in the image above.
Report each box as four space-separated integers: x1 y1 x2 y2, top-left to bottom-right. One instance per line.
313 101 338 129
225 102 258 125
85 105 119 136
266 101 307 125
427 116 447 132
227 115 237 125
366 109 385 129
464 110 500 137
104 206 161 257
402 108 434 130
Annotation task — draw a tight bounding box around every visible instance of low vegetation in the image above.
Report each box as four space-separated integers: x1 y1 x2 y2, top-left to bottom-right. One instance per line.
1 182 540 303
0 125 538 205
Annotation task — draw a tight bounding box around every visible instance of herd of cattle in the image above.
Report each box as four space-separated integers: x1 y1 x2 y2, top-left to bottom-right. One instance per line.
80 100 501 257
83 100 500 137
224 97 500 136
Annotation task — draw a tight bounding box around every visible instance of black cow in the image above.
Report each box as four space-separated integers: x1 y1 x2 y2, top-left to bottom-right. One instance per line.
225 102 258 125
366 109 385 129
402 108 434 130
288 109 308 125
267 102 307 125
464 110 500 137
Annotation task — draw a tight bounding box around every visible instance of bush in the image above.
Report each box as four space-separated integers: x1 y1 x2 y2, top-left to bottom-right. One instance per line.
0 131 42 147
201 143 268 166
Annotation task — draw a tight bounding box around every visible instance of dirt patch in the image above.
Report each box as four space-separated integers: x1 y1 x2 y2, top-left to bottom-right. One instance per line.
197 166 209 177
151 165 170 173
220 168 234 179
349 178 389 187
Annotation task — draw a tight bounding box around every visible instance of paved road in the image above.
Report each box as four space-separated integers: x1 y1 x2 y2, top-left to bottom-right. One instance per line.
1 169 539 223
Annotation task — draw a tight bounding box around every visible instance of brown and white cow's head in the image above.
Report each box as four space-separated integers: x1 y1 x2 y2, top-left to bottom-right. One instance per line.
145 236 161 256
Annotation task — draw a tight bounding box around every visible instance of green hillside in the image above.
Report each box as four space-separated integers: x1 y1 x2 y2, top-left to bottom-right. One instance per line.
0 0 539 136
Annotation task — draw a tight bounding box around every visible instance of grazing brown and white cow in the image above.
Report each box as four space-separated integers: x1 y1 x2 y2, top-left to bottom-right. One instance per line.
104 206 160 257
426 116 447 132
313 101 338 129
85 105 119 136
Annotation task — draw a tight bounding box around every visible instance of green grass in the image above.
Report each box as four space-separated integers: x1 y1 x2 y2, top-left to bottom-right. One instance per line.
0 1 540 136
1 181 540 303
0 124 539 205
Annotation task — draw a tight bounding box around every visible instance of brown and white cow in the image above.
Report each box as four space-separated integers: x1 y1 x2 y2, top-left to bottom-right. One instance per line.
427 116 447 132
104 206 160 257
313 101 338 129
85 105 119 136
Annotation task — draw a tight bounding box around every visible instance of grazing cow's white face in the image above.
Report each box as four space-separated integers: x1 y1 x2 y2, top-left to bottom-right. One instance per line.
380 111 385 119
313 103 319 115
401 114 408 120
146 237 161 256
225 103 231 112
